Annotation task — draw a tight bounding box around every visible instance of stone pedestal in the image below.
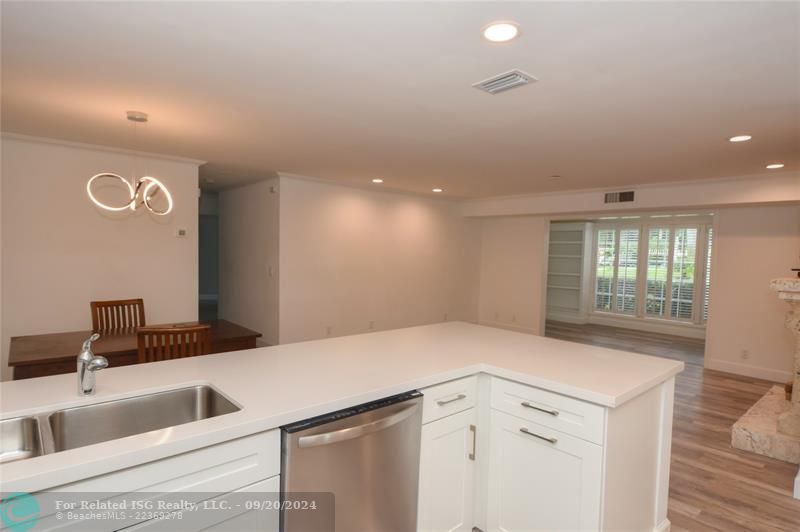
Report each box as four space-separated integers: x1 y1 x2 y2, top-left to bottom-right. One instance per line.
771 278 800 437
731 278 800 463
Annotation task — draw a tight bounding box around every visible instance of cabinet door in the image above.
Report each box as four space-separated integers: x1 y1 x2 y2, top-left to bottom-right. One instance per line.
487 410 602 532
418 408 477 532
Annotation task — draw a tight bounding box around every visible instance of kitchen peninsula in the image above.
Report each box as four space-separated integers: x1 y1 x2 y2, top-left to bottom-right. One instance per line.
0 322 683 531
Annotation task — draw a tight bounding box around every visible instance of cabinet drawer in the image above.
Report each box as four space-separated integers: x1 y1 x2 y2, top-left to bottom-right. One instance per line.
125 476 280 531
27 430 280 531
490 378 605 444
422 376 478 424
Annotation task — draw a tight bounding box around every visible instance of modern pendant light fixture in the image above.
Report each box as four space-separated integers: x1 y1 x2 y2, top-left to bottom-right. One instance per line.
86 111 174 216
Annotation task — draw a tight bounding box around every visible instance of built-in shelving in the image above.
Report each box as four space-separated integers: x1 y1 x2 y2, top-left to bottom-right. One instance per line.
547 223 591 319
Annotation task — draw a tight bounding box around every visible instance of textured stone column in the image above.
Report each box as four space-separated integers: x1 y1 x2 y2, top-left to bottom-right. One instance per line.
771 278 800 437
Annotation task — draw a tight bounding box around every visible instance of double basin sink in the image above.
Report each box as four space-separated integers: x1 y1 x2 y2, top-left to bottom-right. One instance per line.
0 385 240 465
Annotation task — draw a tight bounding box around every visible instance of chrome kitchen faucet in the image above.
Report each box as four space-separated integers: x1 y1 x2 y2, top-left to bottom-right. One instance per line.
77 333 108 395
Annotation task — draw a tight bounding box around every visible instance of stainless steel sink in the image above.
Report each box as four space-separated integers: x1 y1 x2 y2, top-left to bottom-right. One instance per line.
0 385 240 462
0 416 44 464
49 385 240 452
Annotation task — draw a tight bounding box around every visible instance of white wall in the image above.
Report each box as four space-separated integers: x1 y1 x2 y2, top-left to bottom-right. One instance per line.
218 179 280 346
478 216 548 335
278 176 481 344
705 204 800 382
0 135 200 380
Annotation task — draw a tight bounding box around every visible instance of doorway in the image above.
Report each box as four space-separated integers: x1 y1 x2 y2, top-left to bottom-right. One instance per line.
544 213 713 367
199 191 219 321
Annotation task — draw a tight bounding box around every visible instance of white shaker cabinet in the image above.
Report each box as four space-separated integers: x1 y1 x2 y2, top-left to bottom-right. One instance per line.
418 408 477 532
486 410 602 531
418 391 477 532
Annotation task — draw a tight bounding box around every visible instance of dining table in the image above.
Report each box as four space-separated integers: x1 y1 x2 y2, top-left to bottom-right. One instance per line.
7 319 262 380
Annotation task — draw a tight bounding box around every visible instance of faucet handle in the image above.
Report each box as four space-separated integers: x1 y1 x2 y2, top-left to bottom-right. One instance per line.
82 333 101 351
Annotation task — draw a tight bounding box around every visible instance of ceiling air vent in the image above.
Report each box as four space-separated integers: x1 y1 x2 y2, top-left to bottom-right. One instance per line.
472 69 537 94
604 191 635 204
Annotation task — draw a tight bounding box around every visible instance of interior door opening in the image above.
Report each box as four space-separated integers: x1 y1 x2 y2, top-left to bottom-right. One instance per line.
199 191 219 321
543 213 714 368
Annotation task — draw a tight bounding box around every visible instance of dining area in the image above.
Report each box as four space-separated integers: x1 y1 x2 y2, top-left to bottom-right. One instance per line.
7 298 262 380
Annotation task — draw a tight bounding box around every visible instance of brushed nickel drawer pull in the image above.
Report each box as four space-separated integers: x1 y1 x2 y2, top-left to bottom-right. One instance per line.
520 427 558 444
521 401 559 417
469 424 476 461
437 393 466 406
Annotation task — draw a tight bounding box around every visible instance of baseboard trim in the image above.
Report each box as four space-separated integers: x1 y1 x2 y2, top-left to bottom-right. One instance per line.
545 310 588 325
588 313 706 340
794 466 800 500
478 320 539 336
705 358 792 383
654 518 671 532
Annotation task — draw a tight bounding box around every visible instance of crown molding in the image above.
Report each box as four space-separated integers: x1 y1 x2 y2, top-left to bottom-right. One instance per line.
1 132 206 166
463 171 800 205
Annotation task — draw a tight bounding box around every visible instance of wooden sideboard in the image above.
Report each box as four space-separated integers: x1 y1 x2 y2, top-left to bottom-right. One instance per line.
8 320 262 380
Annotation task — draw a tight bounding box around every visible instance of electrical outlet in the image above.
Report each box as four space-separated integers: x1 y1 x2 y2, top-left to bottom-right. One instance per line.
443 313 448 321
741 349 750 361
369 321 375 330
326 326 332 337
494 312 499 320
511 314 517 323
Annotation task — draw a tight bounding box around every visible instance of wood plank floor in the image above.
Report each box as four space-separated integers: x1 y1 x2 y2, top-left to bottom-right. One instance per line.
545 320 705 367
545 321 800 531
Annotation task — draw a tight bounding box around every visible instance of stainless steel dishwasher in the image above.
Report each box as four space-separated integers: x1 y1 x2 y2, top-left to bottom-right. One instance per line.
281 391 423 532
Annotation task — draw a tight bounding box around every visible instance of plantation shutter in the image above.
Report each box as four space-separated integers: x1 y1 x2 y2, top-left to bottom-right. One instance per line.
615 229 639 313
595 229 616 311
670 228 698 320
646 228 670 317
703 228 713 322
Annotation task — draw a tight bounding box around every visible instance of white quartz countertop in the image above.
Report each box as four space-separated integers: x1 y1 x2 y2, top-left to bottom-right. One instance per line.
0 322 683 491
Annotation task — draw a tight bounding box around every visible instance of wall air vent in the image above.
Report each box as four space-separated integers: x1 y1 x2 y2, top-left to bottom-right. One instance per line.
472 69 537 94
604 191 635 204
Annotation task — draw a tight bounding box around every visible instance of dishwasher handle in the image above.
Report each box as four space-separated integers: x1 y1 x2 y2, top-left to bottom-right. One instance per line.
297 402 419 448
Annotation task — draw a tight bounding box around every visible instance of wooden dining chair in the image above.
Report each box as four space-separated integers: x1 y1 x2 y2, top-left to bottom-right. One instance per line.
91 298 146 333
136 324 211 363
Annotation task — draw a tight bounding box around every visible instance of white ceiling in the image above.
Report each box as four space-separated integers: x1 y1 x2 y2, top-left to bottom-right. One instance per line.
2 2 798 198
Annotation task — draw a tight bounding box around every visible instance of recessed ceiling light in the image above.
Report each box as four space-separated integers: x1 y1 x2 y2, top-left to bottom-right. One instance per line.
483 22 519 43
371 178 384 183
766 163 785 169
729 135 752 143
432 188 443 193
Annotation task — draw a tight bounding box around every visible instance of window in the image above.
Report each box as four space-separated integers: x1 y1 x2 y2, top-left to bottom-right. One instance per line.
646 228 670 317
595 229 616 311
592 219 713 326
616 229 639 313
670 228 697 320
703 228 713 322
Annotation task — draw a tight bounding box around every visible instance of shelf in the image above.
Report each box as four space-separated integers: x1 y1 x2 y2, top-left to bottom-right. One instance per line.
547 285 581 291
549 240 583 245
549 254 582 259
548 272 581 277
